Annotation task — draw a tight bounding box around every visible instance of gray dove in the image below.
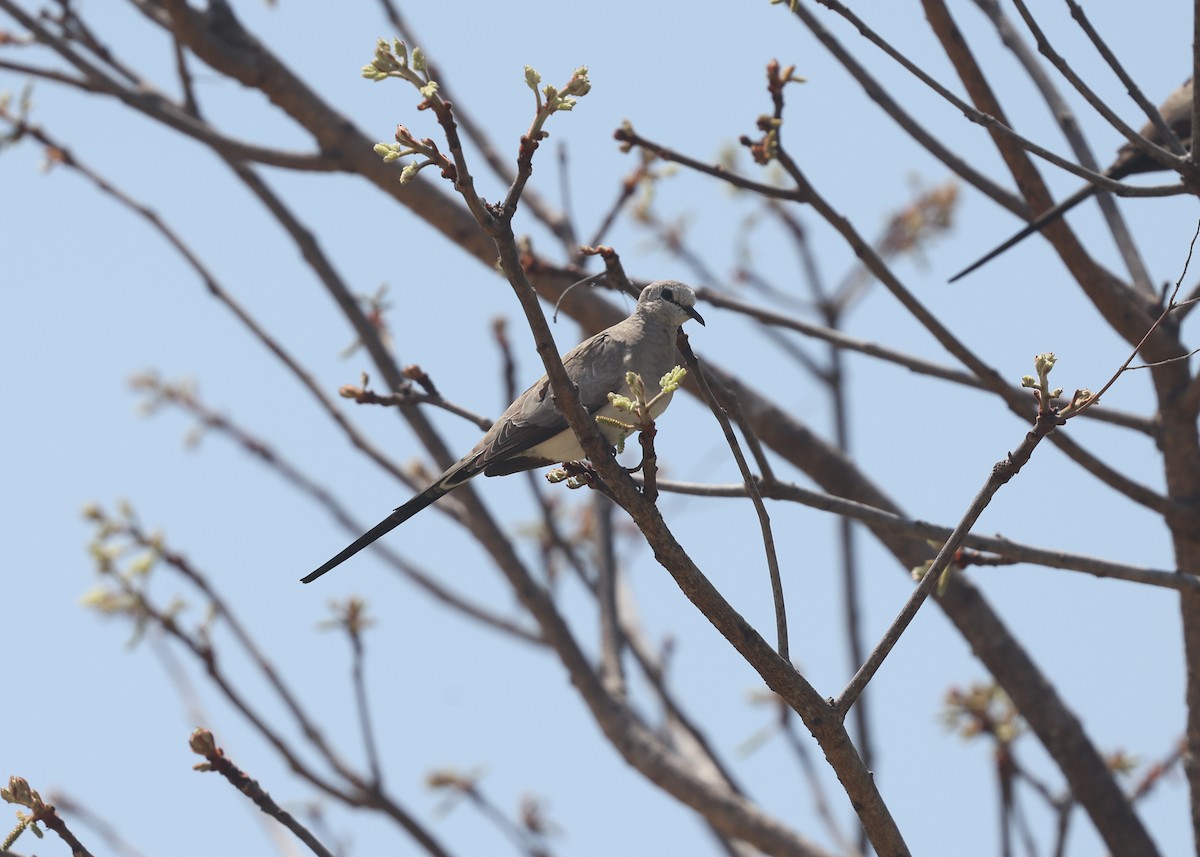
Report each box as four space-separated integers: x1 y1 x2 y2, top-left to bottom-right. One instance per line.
302 280 705 583
950 77 1194 282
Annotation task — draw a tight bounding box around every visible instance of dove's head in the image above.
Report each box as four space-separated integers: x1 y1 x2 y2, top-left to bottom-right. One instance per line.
637 280 705 328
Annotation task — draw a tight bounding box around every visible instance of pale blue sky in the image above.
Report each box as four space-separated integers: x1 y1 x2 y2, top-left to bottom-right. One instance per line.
2 2 1194 855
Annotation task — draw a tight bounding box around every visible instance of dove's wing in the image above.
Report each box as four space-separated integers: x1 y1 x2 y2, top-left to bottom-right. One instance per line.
474 329 633 476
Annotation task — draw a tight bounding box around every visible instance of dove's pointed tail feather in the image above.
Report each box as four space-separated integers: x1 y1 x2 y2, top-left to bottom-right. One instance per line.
301 484 449 583
949 183 1099 283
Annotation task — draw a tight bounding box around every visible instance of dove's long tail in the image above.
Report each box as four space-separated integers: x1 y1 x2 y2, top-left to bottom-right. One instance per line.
949 183 1098 283
303 448 495 583
300 485 448 583
303 449 496 583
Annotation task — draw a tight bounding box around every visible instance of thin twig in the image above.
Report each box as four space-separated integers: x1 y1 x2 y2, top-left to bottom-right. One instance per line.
678 336 789 661
374 0 577 249
594 494 627 698
823 313 875 795
775 186 877 810
1130 737 1186 802
46 1 141 85
170 30 199 117
836 408 1064 717
341 379 494 430
347 614 384 788
1020 0 1188 160
41 792 150 857
1068 220 1200 418
189 730 336 857
585 157 649 251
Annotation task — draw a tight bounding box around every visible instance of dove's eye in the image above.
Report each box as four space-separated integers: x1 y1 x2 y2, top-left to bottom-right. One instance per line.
662 288 674 301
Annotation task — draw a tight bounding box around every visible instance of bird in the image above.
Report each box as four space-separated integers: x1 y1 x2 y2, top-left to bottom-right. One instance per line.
949 77 1194 283
302 280 705 583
